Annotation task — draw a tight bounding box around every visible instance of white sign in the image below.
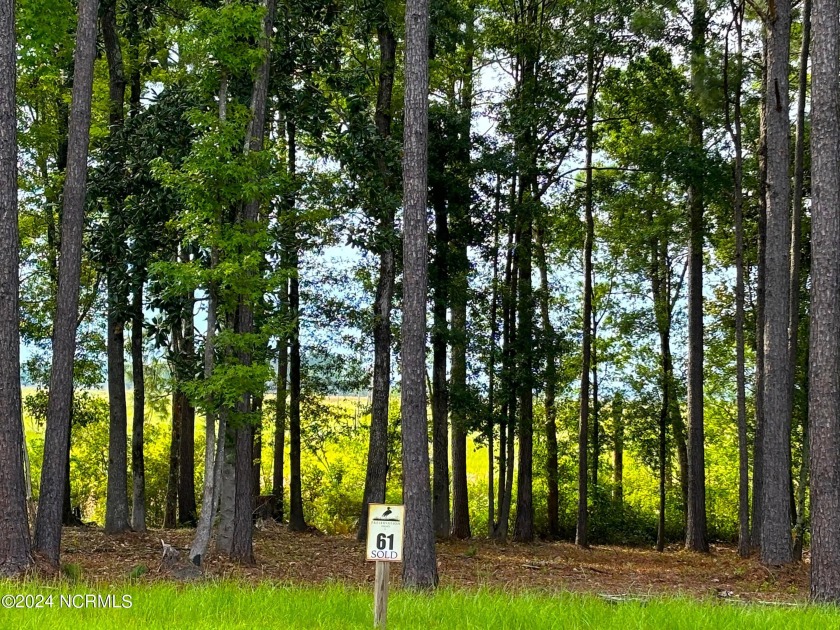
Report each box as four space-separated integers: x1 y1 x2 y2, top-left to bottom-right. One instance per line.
366 503 405 562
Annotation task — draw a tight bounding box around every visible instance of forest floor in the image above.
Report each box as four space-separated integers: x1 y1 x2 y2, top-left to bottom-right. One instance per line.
57 523 808 603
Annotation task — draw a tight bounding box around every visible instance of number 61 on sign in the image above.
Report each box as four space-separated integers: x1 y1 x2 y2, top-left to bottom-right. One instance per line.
365 504 404 562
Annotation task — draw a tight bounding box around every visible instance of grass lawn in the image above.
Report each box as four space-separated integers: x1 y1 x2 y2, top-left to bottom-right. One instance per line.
0 582 837 629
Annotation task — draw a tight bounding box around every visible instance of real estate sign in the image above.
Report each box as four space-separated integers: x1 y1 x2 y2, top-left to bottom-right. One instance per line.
365 504 405 562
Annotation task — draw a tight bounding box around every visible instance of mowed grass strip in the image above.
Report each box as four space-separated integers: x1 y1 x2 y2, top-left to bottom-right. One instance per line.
0 582 838 629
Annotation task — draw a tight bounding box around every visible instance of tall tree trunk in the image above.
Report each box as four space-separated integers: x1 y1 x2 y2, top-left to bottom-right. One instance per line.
230 0 277 563
576 37 595 548
34 0 100 565
449 4 475 542
131 281 146 531
178 270 197 526
216 424 236 553
126 3 141 118
191 78 226 562
178 393 196 525
487 195 500 533
450 251 470 540
288 248 305 532
807 0 840 598
591 315 600 489
657 353 668 554
164 388 181 529
105 301 130 533
189 247 219 564
285 115 304 534
449 253 472 539
724 1 750 558
0 0 34 574
217 316 236 552
751 36 768 549
273 312 287 523
612 394 624 505
501 382 516 538
793 412 809 559
165 308 183 530
789 0 811 562
430 187 450 539
102 0 130 535
358 24 398 543
494 224 515 540
685 0 709 553
650 225 667 553
537 226 558 538
62 430 74 525
674 402 689 523
231 419 254 563
51 103 75 529
252 399 262 497
274 112 294 525
760 0 793 566
190 404 226 565
513 183 535 542
401 0 438 588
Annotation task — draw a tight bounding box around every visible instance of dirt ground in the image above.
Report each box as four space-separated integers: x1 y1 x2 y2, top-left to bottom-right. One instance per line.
57 524 808 602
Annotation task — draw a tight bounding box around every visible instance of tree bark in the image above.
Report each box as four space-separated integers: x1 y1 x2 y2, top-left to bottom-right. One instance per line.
164 388 181 529
191 76 226 561
487 196 500 533
576 39 595 548
808 0 840 600
612 394 624 505
685 0 709 554
401 0 438 588
592 315 600 489
512 190 534 543
0 0 34 574
807 0 839 579
288 248 305 532
450 248 470 539
494 223 516 540
34 0 100 565
358 24 398 543
49 101 75 529
760 0 793 566
178 392 196 525
274 113 294 525
105 308 130 533
789 0 811 562
449 5 475 542
273 318 287 523
216 426 235 554
131 281 146 531
537 225 558 538
189 246 219 564
252 398 262 497
751 37 768 549
511 15 539 545
724 1 750 558
430 185 451 539
178 263 197 526
231 420 255 563
650 225 668 553
229 0 277 563
102 0 130 535
216 308 236 553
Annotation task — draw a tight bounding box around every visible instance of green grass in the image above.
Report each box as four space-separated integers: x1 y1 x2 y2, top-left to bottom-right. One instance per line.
0 582 837 629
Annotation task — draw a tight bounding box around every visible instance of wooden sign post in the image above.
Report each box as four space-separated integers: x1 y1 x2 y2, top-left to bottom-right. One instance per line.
365 503 405 629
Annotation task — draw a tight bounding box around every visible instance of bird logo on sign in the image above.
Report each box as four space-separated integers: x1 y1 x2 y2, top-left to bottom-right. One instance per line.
373 507 398 522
